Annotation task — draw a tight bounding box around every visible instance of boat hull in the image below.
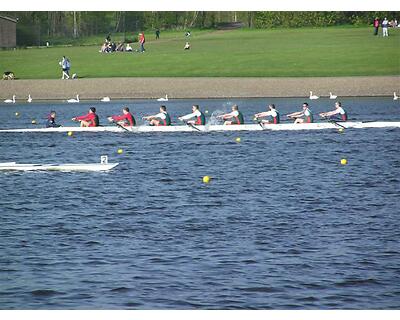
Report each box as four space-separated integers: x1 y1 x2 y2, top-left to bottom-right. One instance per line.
0 122 399 133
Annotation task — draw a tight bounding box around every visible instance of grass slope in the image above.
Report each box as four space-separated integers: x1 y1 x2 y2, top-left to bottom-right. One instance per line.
0 27 399 79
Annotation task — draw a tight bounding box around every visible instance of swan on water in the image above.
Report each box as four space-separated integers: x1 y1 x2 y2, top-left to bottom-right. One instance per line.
157 95 168 102
4 95 16 103
309 91 319 100
67 94 80 103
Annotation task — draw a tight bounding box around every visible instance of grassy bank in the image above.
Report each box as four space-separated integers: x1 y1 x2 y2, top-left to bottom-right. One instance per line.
0 27 399 79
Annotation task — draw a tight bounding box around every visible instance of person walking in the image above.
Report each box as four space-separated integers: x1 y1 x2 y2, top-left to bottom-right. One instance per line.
59 56 70 79
139 32 146 52
373 17 380 36
382 17 389 37
155 29 160 40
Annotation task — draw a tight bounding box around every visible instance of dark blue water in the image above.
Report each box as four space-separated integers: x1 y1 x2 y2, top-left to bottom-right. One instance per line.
0 98 399 309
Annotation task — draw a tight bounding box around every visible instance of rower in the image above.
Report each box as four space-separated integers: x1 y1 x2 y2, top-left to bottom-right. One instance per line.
218 104 244 125
142 105 171 126
107 107 136 127
287 102 313 124
178 105 206 125
46 111 62 128
72 107 99 127
254 104 280 124
319 101 348 122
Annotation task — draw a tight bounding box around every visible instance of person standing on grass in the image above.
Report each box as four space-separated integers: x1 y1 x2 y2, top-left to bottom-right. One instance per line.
373 17 380 36
155 29 160 40
139 33 146 52
59 56 70 80
382 17 389 37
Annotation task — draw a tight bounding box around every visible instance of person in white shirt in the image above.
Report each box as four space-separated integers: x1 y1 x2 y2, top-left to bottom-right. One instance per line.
142 105 171 126
382 17 389 37
254 104 280 124
319 101 348 122
178 105 206 125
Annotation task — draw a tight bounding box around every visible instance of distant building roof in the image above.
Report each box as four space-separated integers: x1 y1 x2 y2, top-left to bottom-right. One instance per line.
0 15 18 23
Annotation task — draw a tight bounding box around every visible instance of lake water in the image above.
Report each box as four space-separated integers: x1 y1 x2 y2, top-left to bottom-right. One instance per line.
0 97 399 309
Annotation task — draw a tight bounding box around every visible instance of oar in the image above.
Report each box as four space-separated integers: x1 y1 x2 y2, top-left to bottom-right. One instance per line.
110 119 130 132
180 119 201 131
321 116 346 129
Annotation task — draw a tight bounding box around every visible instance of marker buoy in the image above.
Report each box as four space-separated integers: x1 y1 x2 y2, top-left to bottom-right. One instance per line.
338 128 344 133
235 137 241 143
341 158 347 165
117 148 123 154
202 176 211 184
31 119 37 125
15 112 20 117
67 131 73 137
205 110 209 114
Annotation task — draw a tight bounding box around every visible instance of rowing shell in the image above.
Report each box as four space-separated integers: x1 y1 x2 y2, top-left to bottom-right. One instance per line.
0 162 119 172
0 121 399 133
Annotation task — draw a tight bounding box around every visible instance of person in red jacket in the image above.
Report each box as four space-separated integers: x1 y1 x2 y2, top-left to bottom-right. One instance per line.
72 107 99 127
373 17 380 36
139 32 145 53
107 107 136 127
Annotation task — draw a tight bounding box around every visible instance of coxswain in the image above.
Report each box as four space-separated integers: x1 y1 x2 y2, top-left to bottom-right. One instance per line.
287 102 313 124
142 105 171 126
218 104 244 125
178 105 206 125
46 111 62 128
254 104 280 124
72 107 99 127
107 107 136 127
319 101 348 121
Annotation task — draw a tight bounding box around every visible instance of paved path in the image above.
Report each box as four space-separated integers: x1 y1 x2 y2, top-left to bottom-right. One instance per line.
0 76 399 101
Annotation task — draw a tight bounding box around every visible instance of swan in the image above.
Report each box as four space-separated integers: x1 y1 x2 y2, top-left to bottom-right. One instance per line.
4 95 16 103
309 91 319 100
329 92 337 99
27 94 32 103
394 92 399 101
101 96 111 102
67 94 80 103
157 94 168 102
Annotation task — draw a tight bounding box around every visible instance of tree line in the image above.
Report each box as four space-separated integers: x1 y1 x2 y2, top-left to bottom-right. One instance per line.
0 11 398 46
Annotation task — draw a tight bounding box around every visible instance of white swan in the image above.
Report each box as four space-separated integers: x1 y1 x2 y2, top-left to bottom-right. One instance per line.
4 95 16 103
394 92 399 101
329 92 337 100
157 94 168 102
309 91 319 100
101 96 111 102
27 94 32 103
67 94 80 103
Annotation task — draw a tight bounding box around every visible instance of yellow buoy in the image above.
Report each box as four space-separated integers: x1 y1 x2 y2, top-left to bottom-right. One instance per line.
253 117 257 121
67 131 73 137
15 112 20 117
202 175 211 184
205 110 209 114
235 137 241 143
117 148 123 154
31 119 37 125
338 128 344 133
341 158 347 165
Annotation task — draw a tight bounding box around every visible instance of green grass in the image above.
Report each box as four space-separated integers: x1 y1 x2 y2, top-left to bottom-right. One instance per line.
1 27 399 79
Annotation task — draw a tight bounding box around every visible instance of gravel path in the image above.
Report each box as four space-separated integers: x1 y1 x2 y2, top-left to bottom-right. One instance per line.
0 76 399 101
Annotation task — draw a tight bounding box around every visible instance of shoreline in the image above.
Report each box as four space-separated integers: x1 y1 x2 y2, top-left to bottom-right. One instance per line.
0 76 399 101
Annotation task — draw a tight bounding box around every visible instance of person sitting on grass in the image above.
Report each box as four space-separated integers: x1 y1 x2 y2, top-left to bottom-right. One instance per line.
184 42 191 50
126 43 133 52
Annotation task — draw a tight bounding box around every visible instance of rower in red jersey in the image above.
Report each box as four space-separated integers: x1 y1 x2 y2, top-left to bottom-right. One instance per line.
178 105 206 125
107 107 136 127
72 107 99 127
